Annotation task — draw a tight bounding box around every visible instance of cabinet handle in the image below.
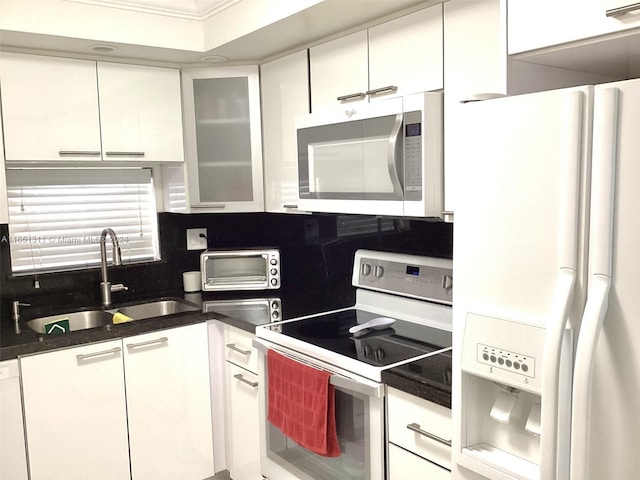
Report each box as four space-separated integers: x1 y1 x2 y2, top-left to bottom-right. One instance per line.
126 337 169 349
192 204 226 209
234 373 258 388
76 346 122 361
606 2 640 17
105 151 146 157
336 92 366 102
365 85 398 96
282 204 299 209
406 423 452 447
59 151 101 157
226 343 251 356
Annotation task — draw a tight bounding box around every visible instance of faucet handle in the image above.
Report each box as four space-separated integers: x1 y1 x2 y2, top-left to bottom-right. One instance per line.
111 283 128 293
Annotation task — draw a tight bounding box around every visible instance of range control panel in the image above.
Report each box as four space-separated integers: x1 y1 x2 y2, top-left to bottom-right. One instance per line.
353 249 452 304
477 343 535 379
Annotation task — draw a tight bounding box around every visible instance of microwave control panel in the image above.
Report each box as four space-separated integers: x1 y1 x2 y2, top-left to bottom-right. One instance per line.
404 109 422 201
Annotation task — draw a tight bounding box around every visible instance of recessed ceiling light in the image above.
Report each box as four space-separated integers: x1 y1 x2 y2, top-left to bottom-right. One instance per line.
90 45 118 53
200 55 228 63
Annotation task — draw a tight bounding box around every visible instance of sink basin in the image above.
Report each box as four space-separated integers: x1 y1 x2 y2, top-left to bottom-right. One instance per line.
26 310 114 334
25 298 201 334
112 299 200 321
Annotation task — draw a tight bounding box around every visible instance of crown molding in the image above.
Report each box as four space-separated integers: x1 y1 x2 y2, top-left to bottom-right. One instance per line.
63 0 241 21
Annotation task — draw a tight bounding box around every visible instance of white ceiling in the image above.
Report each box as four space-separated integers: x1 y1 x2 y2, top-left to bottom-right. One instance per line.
65 0 236 19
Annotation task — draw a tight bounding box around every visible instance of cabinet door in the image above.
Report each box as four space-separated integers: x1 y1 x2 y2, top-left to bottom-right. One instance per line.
182 66 264 212
369 5 443 100
388 443 450 480
20 341 130 480
226 362 261 480
310 30 369 112
0 360 28 480
0 53 102 162
509 0 640 54
260 50 309 213
98 62 184 163
123 323 214 480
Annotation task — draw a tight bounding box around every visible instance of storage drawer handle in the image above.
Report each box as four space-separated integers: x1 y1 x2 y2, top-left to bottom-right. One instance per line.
126 337 169 349
336 92 366 101
606 2 640 17
76 347 121 361
406 423 452 447
59 151 101 157
105 151 146 157
226 343 252 356
365 85 398 96
234 373 258 388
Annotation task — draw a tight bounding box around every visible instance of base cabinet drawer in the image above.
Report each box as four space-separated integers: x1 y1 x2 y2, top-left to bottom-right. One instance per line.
224 325 258 373
388 443 450 480
387 386 452 470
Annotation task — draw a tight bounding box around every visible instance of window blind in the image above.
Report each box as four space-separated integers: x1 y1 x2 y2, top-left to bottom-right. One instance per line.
6 168 159 274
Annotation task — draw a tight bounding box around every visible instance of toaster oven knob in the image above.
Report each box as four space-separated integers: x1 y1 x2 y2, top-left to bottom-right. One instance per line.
270 278 278 286
270 258 278 265
271 311 280 320
271 300 279 309
270 268 278 275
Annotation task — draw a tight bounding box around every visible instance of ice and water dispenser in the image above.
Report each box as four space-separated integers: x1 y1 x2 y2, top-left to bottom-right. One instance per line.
456 314 573 480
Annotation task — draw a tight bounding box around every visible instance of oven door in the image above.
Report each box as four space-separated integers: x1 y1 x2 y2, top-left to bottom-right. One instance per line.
254 339 385 480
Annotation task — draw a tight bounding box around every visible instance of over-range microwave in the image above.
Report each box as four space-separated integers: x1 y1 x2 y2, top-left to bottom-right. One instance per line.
200 248 280 291
296 91 443 217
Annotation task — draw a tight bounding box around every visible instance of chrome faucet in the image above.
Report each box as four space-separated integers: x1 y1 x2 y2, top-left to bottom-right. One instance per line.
12 300 30 334
100 228 128 307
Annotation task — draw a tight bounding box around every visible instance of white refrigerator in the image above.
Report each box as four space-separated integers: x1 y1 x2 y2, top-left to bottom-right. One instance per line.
451 78 640 480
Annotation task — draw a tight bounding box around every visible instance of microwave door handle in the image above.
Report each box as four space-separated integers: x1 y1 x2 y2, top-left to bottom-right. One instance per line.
388 113 404 197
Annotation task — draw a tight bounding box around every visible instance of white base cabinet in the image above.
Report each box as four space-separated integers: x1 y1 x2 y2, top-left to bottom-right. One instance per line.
0 360 29 480
224 325 261 480
20 340 131 480
19 323 214 480
387 386 452 479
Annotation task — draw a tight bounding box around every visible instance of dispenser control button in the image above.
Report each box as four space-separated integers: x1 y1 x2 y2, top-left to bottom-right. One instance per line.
483 353 489 361
506 360 513 367
514 362 521 370
490 355 497 363
521 364 529 373
498 358 505 365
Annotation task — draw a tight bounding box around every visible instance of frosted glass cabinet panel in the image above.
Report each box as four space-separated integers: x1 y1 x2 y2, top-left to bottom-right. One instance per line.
182 66 264 212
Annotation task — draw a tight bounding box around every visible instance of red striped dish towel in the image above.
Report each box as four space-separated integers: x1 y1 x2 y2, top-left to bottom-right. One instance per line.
267 349 341 457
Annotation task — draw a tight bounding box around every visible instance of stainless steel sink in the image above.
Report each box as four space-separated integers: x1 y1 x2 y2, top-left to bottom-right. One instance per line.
25 298 200 334
112 299 200 321
26 310 114 334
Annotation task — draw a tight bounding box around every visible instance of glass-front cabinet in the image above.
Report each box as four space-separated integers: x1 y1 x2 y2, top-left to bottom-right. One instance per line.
181 66 264 212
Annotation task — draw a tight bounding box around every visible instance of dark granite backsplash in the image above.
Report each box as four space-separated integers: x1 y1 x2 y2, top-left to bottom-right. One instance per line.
0 212 452 331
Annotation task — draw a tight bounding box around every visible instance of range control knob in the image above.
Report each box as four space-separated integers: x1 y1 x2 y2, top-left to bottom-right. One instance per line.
361 263 372 276
374 265 384 278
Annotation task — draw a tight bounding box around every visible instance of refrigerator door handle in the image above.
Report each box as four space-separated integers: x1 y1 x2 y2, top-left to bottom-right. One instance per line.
570 87 619 480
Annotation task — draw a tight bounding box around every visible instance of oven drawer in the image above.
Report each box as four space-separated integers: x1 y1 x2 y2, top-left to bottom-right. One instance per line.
387 386 451 470
224 326 257 374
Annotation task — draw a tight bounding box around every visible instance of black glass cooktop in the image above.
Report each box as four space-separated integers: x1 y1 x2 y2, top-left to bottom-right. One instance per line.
274 308 452 368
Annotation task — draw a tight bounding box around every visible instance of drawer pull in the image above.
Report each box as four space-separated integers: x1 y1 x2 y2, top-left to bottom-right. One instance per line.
226 343 251 356
606 2 640 17
76 347 121 361
406 423 452 447
126 337 169 349
234 373 258 388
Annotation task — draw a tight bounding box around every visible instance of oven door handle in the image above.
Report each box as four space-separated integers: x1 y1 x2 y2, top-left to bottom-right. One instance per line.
253 338 384 398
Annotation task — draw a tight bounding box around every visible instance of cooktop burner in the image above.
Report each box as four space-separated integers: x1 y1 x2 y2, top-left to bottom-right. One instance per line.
272 308 452 368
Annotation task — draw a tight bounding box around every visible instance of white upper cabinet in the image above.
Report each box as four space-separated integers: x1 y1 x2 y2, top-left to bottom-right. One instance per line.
182 66 264 212
0 52 184 163
310 5 443 112
509 0 640 54
0 53 102 162
260 50 310 214
97 62 184 163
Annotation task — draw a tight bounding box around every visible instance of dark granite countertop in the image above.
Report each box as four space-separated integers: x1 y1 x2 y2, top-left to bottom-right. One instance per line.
382 350 452 409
